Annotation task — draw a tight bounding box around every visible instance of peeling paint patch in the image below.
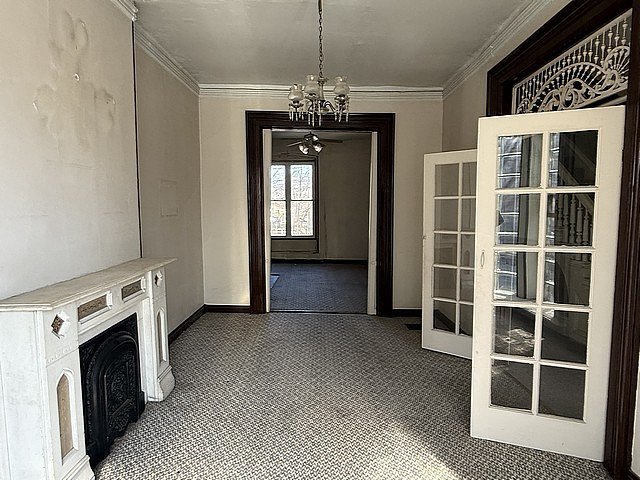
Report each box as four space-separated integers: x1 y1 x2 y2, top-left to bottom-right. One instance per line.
34 11 116 163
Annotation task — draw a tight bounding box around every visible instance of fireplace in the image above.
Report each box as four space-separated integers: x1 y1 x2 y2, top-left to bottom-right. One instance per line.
80 313 145 467
0 258 175 480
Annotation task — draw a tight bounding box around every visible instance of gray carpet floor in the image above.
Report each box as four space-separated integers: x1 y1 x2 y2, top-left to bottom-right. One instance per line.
270 263 367 313
95 312 610 480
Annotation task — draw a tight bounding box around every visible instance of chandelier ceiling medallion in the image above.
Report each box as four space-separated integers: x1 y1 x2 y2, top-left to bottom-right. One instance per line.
288 0 350 126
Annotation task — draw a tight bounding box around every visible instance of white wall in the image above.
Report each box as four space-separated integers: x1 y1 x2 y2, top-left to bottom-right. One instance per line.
135 47 204 332
0 0 139 299
271 136 371 261
200 97 442 309
442 1 571 151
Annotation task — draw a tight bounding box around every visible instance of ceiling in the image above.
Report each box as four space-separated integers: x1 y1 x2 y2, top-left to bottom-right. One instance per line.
136 0 529 87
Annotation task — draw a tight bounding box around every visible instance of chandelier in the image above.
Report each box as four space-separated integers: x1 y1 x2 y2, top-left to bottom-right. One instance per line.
288 0 350 126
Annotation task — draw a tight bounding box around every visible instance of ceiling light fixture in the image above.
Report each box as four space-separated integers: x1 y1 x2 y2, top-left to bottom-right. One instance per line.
288 132 324 155
288 0 350 126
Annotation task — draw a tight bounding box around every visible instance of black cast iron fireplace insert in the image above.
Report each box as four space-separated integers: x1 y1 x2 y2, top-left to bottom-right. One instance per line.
80 313 145 467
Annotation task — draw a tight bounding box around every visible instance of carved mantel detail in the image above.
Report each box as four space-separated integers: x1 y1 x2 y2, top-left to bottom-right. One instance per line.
513 11 632 114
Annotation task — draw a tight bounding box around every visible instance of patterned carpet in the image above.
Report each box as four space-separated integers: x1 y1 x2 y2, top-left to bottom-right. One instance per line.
270 263 367 313
95 312 610 480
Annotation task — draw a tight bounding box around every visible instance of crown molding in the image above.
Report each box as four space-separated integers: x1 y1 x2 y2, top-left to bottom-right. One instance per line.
442 0 554 99
198 84 443 101
351 86 443 100
134 26 200 95
109 0 138 21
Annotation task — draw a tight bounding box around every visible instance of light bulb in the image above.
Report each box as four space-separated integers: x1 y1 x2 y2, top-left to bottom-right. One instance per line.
333 76 350 97
288 84 304 102
313 142 323 153
305 75 319 96
299 144 309 155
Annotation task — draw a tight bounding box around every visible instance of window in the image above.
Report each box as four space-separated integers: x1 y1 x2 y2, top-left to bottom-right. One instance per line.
270 162 315 237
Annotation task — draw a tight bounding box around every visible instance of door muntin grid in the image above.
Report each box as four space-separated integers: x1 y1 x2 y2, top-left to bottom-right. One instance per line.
489 130 598 422
432 161 477 337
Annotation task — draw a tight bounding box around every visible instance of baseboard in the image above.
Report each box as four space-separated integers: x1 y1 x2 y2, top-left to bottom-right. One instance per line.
205 304 252 313
271 258 367 265
391 309 422 317
168 305 205 344
271 309 368 315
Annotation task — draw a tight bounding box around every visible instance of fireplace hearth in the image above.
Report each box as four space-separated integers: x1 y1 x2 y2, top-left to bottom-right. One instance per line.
80 313 145 467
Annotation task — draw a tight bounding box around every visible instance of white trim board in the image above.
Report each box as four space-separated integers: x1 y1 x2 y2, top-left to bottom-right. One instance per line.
109 0 138 21
134 26 200 96
198 84 443 100
442 0 555 99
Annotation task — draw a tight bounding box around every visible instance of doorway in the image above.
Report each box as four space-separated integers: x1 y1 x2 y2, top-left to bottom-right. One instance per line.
268 130 372 314
245 111 395 316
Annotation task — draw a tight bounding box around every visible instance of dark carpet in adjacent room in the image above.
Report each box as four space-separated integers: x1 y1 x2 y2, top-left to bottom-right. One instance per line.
95 312 610 480
270 262 367 313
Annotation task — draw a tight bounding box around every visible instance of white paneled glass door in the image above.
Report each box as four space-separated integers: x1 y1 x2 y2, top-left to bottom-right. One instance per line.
472 106 625 460
422 150 477 359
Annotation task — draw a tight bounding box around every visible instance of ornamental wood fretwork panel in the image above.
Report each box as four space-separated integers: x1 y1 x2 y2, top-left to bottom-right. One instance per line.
513 11 632 114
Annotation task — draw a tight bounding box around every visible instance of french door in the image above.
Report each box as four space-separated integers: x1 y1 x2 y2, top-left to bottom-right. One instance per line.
422 150 477 359
471 106 625 460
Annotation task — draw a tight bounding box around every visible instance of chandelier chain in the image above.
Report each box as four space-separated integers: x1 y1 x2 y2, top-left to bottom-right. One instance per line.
318 0 324 80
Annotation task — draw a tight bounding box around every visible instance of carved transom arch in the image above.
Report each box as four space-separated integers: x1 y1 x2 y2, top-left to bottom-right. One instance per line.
512 11 632 114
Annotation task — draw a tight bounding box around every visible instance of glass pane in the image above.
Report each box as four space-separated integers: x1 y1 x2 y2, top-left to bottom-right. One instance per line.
271 165 286 200
434 234 457 266
460 234 475 268
435 164 459 196
543 253 591 306
433 267 456 300
541 310 588 364
291 201 313 236
494 252 538 302
461 198 476 232
491 360 533 411
497 134 542 189
496 194 540 246
539 366 585 420
460 270 474 302
549 131 598 187
546 193 594 247
433 300 456 332
459 304 473 336
290 164 313 200
494 306 535 357
462 162 477 196
434 199 458 231
270 201 286 236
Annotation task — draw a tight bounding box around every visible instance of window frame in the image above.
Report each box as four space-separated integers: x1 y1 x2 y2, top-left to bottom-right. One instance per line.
270 157 319 240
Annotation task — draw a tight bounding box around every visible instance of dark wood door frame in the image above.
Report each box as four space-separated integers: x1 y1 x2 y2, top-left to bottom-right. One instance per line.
487 1 640 478
246 111 395 317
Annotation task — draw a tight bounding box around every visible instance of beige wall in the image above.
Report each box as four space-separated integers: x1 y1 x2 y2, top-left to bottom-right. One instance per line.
0 0 139 300
135 47 204 332
200 97 442 309
442 1 571 151
271 136 371 261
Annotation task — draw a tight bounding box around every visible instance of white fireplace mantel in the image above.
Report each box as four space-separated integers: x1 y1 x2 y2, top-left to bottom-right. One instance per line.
0 258 176 480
